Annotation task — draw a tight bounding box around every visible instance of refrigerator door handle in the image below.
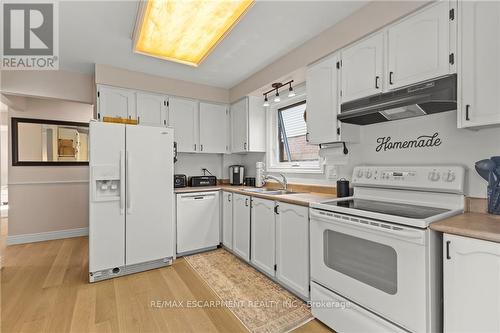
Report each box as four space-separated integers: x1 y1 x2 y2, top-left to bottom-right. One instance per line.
126 151 132 213
119 150 125 215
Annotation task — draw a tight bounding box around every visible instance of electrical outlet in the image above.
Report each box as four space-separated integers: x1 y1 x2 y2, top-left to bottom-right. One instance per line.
325 165 338 181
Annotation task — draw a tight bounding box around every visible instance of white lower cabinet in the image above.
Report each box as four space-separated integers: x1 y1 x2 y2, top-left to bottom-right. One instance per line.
251 198 276 277
232 193 251 261
443 234 500 333
222 191 233 250
185 190 311 299
276 203 310 299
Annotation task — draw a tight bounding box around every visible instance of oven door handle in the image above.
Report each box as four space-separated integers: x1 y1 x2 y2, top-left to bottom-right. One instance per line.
310 210 425 242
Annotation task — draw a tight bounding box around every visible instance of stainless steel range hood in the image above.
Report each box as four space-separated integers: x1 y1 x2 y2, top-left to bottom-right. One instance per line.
338 75 457 125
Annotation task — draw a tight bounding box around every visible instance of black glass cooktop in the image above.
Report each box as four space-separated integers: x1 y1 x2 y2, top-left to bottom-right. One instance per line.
323 199 449 219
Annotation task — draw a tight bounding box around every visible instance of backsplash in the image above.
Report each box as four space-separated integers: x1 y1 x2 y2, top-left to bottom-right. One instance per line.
240 111 500 198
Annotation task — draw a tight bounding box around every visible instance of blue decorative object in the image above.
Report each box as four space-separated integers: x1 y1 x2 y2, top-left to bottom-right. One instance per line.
475 157 500 215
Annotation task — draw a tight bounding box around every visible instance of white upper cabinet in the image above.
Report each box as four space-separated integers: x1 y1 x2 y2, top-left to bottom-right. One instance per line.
97 85 136 120
169 97 198 153
230 96 265 153
341 32 384 102
458 1 500 128
135 92 168 127
443 234 500 333
199 102 228 153
230 98 247 153
387 1 453 90
306 52 340 144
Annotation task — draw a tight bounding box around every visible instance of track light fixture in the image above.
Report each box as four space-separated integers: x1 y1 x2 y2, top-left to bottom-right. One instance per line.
288 82 295 97
274 89 280 102
262 80 294 106
263 94 270 107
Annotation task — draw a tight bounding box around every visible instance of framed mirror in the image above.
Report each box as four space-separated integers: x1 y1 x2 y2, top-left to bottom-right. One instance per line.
12 117 89 166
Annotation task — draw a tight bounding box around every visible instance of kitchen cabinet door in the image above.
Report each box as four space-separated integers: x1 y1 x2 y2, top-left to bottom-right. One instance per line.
232 193 251 261
97 85 136 120
306 52 340 144
230 98 248 153
387 1 452 90
247 96 266 152
250 198 276 277
341 32 384 102
222 191 233 250
199 102 228 153
443 234 500 332
276 203 309 299
136 92 168 127
458 1 500 128
169 97 198 153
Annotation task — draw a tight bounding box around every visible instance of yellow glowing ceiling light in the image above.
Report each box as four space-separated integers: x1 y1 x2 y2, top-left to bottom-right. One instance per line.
133 0 254 67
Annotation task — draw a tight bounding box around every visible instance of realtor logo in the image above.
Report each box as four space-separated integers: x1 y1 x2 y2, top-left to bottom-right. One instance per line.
1 1 58 69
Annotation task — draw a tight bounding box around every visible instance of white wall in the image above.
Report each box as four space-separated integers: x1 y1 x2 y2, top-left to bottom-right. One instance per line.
356 112 500 198
230 1 429 101
174 153 243 180
7 95 93 236
1 70 94 104
241 111 500 198
95 64 229 104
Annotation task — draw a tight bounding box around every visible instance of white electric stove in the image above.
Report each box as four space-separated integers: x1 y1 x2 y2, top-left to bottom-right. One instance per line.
310 165 465 333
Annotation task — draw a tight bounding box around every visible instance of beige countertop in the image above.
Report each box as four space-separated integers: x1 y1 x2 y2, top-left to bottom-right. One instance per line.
175 185 337 207
430 213 500 243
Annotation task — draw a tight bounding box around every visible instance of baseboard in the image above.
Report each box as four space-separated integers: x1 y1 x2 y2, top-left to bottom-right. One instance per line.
7 227 88 245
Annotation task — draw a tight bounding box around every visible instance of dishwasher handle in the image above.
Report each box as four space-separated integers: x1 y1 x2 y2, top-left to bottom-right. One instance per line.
180 193 216 201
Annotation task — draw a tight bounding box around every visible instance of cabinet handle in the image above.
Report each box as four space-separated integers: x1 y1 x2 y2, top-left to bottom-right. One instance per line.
465 104 470 121
194 144 197 151
389 72 394 85
375 75 380 89
306 133 310 142
200 144 203 151
446 241 451 260
228 194 231 202
244 142 247 150
245 198 249 207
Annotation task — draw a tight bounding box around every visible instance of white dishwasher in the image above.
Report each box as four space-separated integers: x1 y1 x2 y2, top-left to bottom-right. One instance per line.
176 191 220 255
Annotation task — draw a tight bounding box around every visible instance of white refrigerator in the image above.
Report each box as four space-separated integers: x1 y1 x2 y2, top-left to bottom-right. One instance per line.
89 121 174 282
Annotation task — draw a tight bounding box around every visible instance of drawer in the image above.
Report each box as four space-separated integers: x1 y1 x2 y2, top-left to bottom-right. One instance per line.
310 282 406 333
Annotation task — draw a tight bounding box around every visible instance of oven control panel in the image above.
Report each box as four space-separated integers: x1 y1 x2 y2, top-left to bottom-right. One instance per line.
352 166 465 193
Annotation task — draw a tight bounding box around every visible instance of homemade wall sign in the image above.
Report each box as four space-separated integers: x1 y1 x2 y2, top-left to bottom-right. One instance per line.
375 132 442 152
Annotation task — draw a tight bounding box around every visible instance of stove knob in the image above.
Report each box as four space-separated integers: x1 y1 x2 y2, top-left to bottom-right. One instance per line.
365 170 373 179
444 171 456 182
357 169 364 178
428 170 440 182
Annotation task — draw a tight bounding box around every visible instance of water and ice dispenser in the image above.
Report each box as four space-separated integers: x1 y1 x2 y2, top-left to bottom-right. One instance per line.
91 165 121 201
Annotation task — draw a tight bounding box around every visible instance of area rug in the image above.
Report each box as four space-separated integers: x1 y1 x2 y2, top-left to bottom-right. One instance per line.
184 249 313 333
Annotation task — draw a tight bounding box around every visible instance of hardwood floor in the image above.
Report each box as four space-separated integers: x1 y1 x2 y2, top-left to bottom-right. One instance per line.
1 234 332 333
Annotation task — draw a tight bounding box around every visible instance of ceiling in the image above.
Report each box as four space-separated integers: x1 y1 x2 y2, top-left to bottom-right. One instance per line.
59 1 366 89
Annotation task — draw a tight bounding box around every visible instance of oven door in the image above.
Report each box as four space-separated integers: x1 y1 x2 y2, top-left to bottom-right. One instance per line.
310 208 428 332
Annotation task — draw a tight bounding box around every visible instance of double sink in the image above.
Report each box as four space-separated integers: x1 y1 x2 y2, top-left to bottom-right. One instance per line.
241 188 302 195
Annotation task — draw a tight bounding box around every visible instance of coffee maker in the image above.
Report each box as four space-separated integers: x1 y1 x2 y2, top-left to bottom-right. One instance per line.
229 165 245 185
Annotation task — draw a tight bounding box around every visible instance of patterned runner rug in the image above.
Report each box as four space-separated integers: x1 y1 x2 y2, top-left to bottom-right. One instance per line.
184 249 313 333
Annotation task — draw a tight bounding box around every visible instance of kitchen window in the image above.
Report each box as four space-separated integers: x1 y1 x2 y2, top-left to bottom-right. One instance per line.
267 87 321 173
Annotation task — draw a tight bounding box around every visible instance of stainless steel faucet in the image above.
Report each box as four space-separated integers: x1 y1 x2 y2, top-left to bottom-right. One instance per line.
264 173 288 190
